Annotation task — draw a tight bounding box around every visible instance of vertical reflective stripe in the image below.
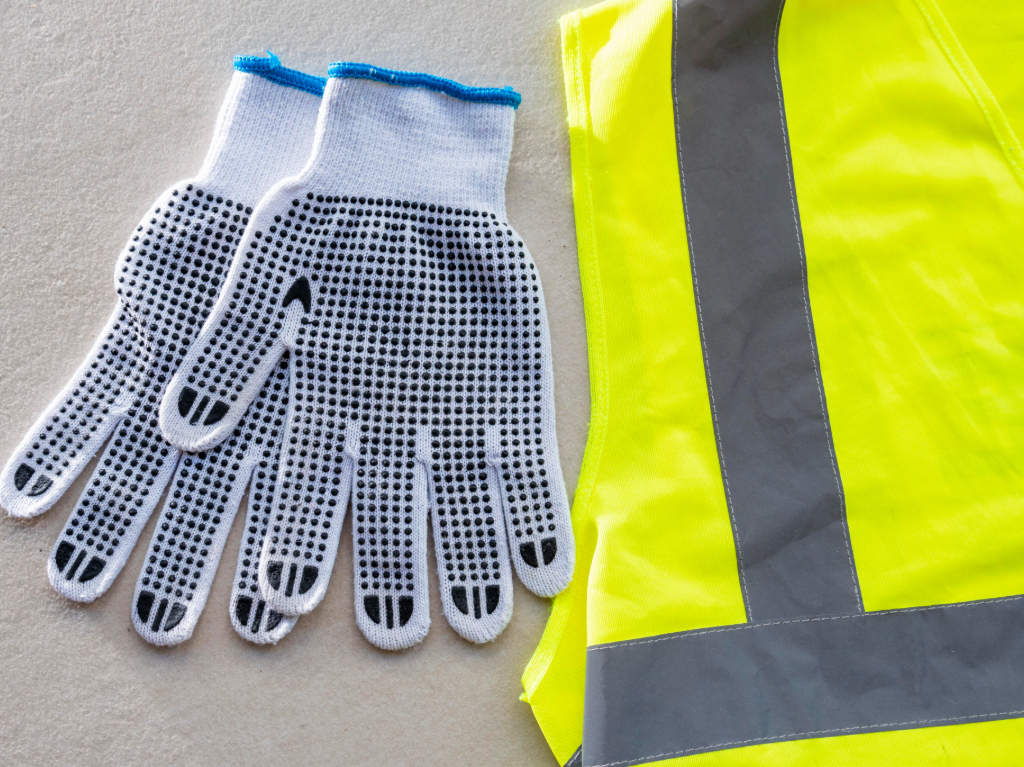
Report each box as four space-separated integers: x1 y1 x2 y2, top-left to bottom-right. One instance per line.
672 0 861 620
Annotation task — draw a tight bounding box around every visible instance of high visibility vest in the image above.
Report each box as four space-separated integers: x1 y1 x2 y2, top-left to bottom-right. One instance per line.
522 0 1024 765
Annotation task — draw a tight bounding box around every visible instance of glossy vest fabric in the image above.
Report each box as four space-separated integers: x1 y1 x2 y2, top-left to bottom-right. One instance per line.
524 0 1024 764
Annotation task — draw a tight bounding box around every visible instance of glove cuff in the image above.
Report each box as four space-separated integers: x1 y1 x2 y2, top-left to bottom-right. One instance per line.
194 53 324 201
304 63 519 219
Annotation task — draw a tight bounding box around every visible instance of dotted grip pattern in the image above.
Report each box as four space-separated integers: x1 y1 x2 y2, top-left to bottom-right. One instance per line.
132 358 295 645
0 185 298 645
161 190 574 648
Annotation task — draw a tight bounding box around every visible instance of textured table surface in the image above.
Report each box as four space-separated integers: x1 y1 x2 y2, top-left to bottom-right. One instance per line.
0 1 589 764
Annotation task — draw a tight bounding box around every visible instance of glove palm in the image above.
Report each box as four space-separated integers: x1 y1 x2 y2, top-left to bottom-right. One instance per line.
161 66 574 648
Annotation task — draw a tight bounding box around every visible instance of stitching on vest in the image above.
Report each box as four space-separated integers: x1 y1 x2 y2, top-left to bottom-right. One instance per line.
672 0 751 621
913 0 1024 190
587 592 1024 651
589 707 1024 767
771 0 863 610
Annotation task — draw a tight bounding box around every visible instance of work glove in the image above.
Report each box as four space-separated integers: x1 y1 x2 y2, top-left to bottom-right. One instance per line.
0 54 323 645
159 64 575 649
133 357 293 645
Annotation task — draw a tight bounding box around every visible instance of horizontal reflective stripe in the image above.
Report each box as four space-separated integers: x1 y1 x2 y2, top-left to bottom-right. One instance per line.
583 594 1024 766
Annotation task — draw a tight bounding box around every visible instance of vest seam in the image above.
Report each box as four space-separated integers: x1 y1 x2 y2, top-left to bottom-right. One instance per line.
552 9 609 566
561 4 610 560
914 0 1024 190
520 5 607 718
587 591 1024 652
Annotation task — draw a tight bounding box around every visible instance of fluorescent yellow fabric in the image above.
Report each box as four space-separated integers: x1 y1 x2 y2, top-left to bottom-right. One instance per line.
932 0 1024 167
556 0 744 649
523 0 745 760
655 718 1024 767
527 0 1024 763
785 0 1024 612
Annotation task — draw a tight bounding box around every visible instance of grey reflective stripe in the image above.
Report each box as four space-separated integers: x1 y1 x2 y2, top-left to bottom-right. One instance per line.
563 746 583 767
580 3 1024 765
583 595 1024 767
673 0 860 620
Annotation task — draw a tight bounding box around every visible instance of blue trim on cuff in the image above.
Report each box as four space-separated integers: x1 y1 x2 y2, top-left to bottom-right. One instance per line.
327 63 521 109
234 51 326 97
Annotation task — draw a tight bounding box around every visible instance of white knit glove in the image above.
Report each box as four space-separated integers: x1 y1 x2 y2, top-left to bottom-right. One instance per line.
159 65 575 649
0 54 323 645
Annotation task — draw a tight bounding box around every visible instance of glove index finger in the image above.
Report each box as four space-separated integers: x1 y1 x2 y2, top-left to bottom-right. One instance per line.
159 180 316 452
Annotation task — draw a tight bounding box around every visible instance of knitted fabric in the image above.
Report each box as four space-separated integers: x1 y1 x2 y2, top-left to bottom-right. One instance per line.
160 67 574 649
0 56 322 646
132 358 294 645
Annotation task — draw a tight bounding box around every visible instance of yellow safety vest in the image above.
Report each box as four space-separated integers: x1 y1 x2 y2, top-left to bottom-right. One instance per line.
524 0 1024 764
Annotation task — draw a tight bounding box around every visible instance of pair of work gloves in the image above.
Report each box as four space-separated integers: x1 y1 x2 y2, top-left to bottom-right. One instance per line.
1 53 574 650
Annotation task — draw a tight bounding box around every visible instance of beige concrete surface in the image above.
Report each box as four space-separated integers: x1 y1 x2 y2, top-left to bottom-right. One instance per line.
0 1 589 765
